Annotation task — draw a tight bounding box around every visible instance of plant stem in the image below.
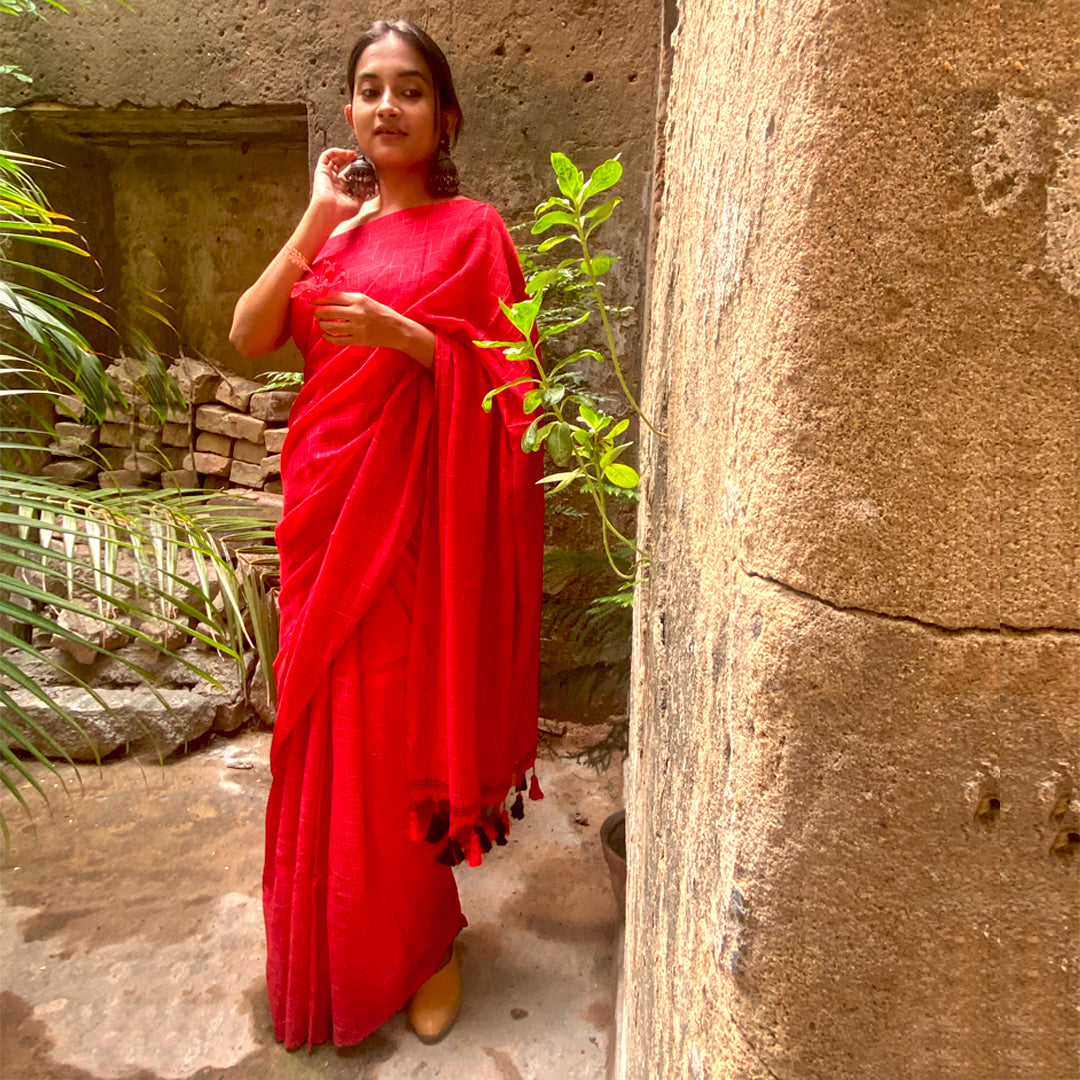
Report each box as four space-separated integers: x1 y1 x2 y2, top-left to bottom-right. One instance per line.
578 231 664 437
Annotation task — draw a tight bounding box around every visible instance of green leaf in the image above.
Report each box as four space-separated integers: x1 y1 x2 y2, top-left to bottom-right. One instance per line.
522 388 543 414
481 375 535 413
531 209 578 235
585 197 621 230
609 418 630 438
551 152 584 200
603 462 640 488
547 422 574 466
587 254 613 276
541 385 566 409
579 404 601 430
538 310 591 341
537 234 573 253
521 415 542 453
499 295 542 335
525 268 559 295
534 195 573 214
582 157 623 200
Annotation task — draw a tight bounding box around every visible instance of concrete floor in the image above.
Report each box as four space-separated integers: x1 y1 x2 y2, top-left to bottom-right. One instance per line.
1 724 623 1080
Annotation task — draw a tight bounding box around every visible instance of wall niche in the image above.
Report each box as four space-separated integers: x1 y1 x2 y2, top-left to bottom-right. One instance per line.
15 102 309 379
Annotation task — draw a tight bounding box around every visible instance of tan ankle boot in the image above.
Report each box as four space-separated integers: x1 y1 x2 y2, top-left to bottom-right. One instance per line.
408 946 462 1044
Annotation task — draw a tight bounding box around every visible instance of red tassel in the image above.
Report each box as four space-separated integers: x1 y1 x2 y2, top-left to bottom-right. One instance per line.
408 810 423 842
467 832 483 867
529 773 544 801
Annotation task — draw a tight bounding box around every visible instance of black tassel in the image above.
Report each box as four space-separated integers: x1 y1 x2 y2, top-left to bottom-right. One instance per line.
435 843 456 866
511 793 524 820
493 815 508 845
476 826 492 854
449 837 466 864
425 812 449 844
517 778 528 792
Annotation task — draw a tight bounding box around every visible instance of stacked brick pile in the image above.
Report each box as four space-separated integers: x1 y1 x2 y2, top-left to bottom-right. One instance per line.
41 356 297 494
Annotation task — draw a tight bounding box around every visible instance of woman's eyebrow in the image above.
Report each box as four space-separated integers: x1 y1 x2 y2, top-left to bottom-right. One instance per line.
357 68 430 81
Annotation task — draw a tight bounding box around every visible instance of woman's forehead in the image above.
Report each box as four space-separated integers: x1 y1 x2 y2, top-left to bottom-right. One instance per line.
355 35 432 81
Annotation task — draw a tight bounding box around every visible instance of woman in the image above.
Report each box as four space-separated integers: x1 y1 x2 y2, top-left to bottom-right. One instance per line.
230 20 544 1051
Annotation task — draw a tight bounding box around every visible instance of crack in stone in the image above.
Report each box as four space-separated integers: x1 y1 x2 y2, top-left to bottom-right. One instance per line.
741 567 1079 636
727 1011 786 1080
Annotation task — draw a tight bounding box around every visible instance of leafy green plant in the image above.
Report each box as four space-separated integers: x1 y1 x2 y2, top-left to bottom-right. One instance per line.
0 0 277 829
480 152 658 581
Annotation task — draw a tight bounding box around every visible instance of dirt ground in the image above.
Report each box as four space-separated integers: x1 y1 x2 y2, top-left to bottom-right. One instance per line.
1 722 623 1080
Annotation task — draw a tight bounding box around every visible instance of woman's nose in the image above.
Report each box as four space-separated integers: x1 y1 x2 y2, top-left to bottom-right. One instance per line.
377 91 399 115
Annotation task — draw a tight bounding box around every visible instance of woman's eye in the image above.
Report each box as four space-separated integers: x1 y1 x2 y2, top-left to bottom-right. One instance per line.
359 88 379 99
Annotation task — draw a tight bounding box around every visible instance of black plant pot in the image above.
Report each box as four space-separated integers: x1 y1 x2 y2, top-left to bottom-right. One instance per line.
600 809 627 916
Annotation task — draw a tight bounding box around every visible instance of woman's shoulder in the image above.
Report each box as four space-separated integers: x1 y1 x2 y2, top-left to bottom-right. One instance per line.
441 197 509 227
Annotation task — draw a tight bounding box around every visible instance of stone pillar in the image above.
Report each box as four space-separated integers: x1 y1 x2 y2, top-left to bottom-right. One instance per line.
623 2 1079 1078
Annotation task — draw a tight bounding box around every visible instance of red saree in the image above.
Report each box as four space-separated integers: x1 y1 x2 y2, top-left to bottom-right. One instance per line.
263 199 544 1050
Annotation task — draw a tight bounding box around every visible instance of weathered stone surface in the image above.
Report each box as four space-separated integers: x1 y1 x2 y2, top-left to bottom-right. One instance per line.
172 357 220 405
123 451 164 477
0 647 83 690
161 421 190 447
202 474 230 490
627 575 1079 1080
192 451 230 477
248 389 297 422
214 375 262 411
54 394 87 421
97 469 141 490
160 468 200 490
42 459 97 483
259 453 281 479
212 694 252 733
195 404 265 444
50 609 127 666
263 426 287 454
624 2 1080 1078
134 426 161 452
249 661 275 726
263 479 283 495
195 430 232 457
1 685 217 760
229 460 264 488
54 421 98 444
98 422 132 448
232 438 264 464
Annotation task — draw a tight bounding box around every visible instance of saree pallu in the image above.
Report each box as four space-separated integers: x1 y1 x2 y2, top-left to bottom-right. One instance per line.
263 199 544 1049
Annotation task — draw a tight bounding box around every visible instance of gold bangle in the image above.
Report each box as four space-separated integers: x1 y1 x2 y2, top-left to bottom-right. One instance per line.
284 245 312 274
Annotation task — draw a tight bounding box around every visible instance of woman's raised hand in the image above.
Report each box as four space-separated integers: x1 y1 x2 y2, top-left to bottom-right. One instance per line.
310 148 368 224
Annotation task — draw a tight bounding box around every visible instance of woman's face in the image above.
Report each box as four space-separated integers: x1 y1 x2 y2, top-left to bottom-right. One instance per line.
345 34 441 174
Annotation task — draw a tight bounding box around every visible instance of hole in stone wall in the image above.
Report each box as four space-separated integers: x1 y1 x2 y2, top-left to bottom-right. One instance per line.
583 71 594 83
14 103 309 378
1050 830 1080 857
494 43 505 56
974 796 1000 824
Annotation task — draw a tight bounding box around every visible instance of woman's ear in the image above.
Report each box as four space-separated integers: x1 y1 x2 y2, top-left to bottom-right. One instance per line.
345 103 353 127
442 108 461 143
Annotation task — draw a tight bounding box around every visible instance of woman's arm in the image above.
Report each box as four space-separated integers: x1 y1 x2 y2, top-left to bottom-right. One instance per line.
229 149 362 358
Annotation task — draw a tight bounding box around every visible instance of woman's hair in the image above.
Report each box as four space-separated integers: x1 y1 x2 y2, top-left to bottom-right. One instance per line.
346 19 463 146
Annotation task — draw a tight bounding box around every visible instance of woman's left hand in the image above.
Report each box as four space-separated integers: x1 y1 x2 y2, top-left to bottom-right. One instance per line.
310 291 400 348
310 291 436 369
